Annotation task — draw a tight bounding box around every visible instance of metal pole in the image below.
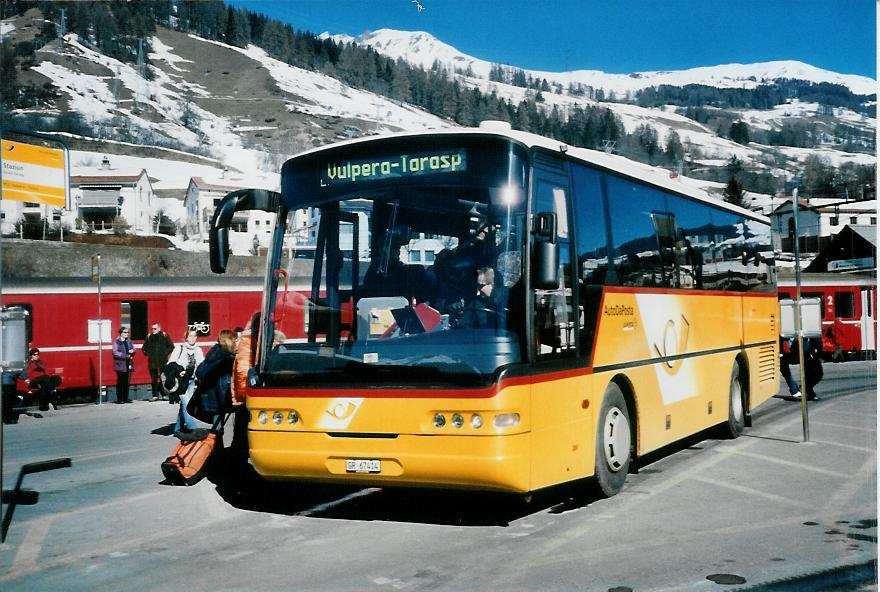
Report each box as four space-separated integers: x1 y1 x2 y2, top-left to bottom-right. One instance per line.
792 188 809 442
96 255 104 405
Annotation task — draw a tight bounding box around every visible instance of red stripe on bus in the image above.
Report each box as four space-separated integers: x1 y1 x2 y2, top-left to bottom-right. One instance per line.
601 285 778 297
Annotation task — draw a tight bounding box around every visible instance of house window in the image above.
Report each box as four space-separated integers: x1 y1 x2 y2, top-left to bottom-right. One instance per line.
830 217 839 226
871 217 876 225
850 216 858 224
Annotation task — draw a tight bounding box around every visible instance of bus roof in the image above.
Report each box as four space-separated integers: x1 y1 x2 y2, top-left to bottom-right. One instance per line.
288 122 770 225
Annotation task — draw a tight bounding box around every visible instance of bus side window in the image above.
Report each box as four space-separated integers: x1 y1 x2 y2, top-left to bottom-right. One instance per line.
532 166 575 360
571 164 607 363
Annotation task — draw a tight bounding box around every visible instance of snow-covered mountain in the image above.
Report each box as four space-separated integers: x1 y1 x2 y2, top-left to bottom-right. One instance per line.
338 29 878 96
3 9 874 240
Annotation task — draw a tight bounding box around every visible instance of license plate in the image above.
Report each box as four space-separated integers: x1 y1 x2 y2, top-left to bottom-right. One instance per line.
346 459 381 473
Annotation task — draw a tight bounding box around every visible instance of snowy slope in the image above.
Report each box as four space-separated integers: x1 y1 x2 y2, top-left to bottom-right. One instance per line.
16 22 874 237
342 29 878 96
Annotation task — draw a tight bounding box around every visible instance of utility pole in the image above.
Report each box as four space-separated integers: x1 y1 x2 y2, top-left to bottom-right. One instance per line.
792 186 810 442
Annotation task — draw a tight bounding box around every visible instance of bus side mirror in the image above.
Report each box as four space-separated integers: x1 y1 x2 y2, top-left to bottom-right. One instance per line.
532 212 559 289
210 226 230 274
209 188 281 274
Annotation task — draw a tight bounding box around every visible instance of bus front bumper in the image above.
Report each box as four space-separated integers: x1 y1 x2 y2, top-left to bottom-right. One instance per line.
248 430 531 493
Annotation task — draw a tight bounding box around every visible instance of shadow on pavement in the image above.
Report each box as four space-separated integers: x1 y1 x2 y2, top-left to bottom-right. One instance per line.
204 448 603 527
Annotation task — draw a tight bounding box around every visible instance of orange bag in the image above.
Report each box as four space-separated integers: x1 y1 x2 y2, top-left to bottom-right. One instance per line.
161 433 219 486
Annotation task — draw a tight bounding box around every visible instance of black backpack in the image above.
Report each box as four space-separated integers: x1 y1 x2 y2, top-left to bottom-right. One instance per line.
160 361 189 397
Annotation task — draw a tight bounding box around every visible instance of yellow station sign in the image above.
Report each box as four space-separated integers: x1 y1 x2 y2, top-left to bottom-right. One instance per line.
1 138 70 208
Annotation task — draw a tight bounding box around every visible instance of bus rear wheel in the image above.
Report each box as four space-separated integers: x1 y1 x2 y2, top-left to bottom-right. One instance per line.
594 383 632 497
725 360 746 438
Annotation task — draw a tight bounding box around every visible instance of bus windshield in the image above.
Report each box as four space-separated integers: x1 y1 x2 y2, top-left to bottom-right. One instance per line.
264 140 529 387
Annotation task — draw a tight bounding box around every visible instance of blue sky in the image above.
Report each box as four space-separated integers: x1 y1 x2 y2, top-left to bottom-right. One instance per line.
228 0 876 78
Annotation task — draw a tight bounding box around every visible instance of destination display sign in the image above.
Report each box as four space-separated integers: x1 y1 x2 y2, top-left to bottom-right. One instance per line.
320 148 466 186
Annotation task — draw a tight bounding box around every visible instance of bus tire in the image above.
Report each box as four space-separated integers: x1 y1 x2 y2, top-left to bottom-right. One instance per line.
594 383 632 497
725 360 746 439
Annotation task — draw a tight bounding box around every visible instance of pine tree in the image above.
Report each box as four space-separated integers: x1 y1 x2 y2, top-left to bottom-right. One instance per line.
225 6 251 48
729 121 750 144
665 129 684 164
723 175 746 208
391 58 411 102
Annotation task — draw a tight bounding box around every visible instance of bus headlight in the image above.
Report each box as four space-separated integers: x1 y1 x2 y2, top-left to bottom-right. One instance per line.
288 410 300 425
272 411 283 425
451 413 464 429
433 413 446 428
470 414 484 429
494 413 520 428
257 411 268 424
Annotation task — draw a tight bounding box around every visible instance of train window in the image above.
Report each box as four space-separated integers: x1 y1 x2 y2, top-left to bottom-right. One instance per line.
835 292 855 319
187 301 211 336
5 303 33 345
121 301 148 340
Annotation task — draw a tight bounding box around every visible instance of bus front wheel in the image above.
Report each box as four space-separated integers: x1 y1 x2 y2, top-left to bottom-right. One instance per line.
594 383 632 497
725 360 746 438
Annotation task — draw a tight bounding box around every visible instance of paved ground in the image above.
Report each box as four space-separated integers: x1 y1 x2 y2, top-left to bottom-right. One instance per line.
0 361 875 591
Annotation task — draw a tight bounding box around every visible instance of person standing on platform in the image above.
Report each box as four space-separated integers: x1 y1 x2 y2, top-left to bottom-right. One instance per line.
142 322 174 401
169 328 205 435
112 327 135 403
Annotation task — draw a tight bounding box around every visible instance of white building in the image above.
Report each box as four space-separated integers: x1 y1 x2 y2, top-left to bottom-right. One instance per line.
183 176 277 243
70 167 154 232
770 198 877 254
0 156 154 235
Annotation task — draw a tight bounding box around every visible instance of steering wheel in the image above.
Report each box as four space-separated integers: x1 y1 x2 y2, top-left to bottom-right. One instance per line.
453 301 501 328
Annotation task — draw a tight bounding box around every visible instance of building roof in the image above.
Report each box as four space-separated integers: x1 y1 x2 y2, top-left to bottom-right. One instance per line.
850 224 878 246
772 199 877 215
189 176 251 192
803 224 878 273
71 169 151 187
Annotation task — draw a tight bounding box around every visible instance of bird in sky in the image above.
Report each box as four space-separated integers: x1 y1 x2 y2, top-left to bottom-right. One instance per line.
412 0 425 12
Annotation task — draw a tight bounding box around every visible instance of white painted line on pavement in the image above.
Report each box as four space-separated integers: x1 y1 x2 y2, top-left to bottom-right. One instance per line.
822 452 879 518
689 475 814 510
809 420 876 433
724 449 850 478
296 487 382 517
809 439 876 452
10 516 52 574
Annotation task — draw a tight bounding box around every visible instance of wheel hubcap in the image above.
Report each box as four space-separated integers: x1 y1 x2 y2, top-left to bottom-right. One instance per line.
603 406 631 472
731 378 743 424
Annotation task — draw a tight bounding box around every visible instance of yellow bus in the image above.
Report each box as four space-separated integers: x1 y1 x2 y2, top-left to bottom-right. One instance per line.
211 122 779 497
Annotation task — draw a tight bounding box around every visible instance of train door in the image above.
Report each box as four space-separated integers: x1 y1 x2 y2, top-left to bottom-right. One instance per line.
860 288 875 353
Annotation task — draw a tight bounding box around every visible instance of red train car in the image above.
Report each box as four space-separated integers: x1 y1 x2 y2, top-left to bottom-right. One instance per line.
2 277 275 398
778 272 877 360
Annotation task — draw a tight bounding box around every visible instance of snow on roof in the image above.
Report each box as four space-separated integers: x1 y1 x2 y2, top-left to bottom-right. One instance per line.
71 170 149 186
849 225 878 246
